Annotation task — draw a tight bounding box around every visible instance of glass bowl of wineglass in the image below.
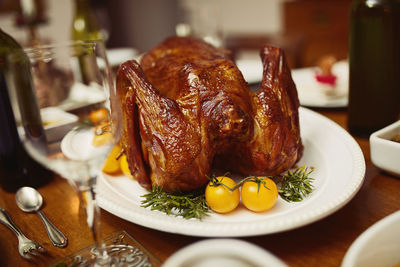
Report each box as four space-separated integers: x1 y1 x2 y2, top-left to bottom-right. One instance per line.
6 41 159 266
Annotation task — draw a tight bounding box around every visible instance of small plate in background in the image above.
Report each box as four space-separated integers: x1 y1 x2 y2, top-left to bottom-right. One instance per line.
163 239 288 267
41 107 78 142
342 210 400 267
57 82 107 112
236 56 349 108
370 120 400 177
106 47 138 67
291 61 349 108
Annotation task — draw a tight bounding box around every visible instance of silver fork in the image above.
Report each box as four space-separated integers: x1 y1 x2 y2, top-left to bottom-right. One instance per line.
0 208 46 259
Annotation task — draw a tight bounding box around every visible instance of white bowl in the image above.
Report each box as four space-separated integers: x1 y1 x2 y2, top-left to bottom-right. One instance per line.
342 210 400 267
163 239 288 267
370 120 400 177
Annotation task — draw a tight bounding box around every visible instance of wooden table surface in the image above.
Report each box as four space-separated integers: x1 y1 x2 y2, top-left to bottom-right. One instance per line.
0 108 399 267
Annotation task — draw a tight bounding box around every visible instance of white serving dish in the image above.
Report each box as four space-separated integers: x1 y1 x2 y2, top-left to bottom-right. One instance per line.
342 210 400 267
369 120 400 177
41 107 78 142
163 239 288 267
97 107 366 237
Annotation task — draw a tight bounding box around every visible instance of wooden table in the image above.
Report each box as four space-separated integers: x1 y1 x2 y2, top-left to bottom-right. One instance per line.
0 108 399 267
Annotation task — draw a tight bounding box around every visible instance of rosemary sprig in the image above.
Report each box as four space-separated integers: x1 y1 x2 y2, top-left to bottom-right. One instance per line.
140 166 315 220
277 166 314 202
140 186 209 220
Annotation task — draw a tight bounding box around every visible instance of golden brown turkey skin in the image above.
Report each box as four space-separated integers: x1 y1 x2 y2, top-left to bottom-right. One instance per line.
116 36 303 192
214 45 303 176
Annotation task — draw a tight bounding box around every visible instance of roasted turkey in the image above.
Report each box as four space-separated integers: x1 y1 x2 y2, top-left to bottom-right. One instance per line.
116 36 303 192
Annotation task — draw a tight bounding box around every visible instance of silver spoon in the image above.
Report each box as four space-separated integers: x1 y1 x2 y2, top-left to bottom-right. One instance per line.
15 187 68 248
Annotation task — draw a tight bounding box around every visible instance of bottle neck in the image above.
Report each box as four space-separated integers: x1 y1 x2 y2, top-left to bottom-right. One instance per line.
72 0 103 41
74 0 93 16
0 29 22 59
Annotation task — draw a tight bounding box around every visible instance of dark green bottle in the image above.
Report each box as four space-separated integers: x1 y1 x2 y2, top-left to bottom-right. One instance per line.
0 28 53 192
348 0 400 137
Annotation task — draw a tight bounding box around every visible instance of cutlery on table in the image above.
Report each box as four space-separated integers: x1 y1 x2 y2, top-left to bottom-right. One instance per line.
0 207 46 259
15 187 68 248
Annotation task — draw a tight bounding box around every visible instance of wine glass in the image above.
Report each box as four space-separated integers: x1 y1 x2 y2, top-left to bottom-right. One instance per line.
6 41 156 265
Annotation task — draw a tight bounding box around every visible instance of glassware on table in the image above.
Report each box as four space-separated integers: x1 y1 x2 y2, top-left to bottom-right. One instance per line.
177 0 223 47
53 230 160 266
6 41 158 265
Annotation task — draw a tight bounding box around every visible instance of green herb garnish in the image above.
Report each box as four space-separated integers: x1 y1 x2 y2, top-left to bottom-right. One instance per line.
140 166 315 220
277 166 314 202
140 186 209 220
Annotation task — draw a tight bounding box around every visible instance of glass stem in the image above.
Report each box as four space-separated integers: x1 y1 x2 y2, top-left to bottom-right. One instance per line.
78 176 111 265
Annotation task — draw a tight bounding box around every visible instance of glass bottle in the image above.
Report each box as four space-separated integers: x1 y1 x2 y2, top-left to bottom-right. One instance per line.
0 28 53 192
71 0 103 42
15 0 48 46
71 0 104 85
348 0 400 137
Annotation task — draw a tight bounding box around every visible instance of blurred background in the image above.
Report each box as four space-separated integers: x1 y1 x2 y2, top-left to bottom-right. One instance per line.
0 0 351 68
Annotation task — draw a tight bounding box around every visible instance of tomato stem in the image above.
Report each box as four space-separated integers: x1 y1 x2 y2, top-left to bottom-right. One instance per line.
231 176 272 193
208 175 236 191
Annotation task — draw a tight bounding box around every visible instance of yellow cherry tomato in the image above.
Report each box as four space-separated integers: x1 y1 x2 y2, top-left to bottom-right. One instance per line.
92 132 113 146
92 123 113 146
89 108 109 125
241 177 278 212
205 176 240 214
102 144 122 174
120 154 133 179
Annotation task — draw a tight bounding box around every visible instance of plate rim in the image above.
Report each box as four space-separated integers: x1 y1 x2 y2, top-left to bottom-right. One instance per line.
341 210 400 267
98 107 366 237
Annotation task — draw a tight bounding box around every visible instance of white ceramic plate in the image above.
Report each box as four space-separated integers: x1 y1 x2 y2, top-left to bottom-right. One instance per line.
237 58 349 108
291 61 349 108
97 107 365 237
163 239 288 267
342 210 400 267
